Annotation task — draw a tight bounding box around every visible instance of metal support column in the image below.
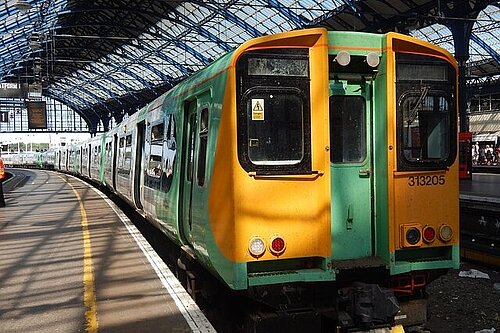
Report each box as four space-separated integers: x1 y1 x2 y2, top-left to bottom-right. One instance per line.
442 0 488 133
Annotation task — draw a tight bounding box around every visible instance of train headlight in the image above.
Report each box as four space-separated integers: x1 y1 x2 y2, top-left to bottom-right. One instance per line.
269 236 286 256
249 237 266 258
406 228 421 245
401 224 422 247
422 225 436 243
439 224 453 242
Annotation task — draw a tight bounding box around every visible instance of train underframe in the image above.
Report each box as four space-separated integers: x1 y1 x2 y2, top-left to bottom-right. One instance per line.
176 249 442 333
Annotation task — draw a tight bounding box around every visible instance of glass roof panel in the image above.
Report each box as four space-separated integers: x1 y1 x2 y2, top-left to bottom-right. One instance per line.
204 17 253 45
412 5 500 64
411 24 455 54
1 0 498 120
109 71 145 90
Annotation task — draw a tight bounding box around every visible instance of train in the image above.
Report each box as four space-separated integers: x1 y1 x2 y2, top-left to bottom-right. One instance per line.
32 28 460 332
0 152 42 168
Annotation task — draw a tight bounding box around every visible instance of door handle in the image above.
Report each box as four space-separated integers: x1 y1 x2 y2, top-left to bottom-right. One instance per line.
358 169 370 177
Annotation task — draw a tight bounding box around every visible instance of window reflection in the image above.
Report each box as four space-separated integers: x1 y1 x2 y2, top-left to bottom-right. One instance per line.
146 123 164 189
396 53 456 170
399 92 450 162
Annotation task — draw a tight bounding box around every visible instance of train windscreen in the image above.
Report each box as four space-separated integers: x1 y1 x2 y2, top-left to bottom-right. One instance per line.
236 49 312 175
396 53 457 171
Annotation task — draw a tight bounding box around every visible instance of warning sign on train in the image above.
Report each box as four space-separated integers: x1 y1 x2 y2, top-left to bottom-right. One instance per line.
251 99 264 121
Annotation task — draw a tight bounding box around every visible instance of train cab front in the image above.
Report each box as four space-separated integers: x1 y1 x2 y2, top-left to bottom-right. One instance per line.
208 28 335 291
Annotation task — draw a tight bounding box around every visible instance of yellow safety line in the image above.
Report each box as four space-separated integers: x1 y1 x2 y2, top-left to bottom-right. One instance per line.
63 177 99 333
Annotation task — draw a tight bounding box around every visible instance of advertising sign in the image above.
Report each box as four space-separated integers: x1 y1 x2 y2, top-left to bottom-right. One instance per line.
27 101 47 129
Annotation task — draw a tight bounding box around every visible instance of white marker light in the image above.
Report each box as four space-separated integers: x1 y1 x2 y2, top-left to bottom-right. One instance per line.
366 52 380 67
249 237 266 257
335 51 351 66
439 224 453 242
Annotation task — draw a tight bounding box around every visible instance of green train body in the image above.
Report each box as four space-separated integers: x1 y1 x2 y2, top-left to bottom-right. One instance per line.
55 28 459 331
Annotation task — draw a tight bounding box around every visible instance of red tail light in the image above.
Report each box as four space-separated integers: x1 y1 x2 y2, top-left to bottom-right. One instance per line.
422 226 436 243
270 236 286 256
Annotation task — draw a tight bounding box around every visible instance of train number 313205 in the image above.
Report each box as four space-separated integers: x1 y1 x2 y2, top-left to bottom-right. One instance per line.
408 175 446 187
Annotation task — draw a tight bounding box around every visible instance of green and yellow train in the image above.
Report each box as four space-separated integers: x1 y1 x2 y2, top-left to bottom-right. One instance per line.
54 28 459 332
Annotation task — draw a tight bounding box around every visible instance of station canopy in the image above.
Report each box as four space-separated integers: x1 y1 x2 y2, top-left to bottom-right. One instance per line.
1 0 499 131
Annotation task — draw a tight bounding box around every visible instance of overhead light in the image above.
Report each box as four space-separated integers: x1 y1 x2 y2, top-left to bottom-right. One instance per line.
13 0 32 12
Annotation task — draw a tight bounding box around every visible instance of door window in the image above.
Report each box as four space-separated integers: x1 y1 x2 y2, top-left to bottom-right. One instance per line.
330 96 366 163
187 113 197 183
197 108 209 187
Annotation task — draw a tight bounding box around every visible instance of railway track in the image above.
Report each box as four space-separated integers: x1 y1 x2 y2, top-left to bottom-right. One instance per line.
460 195 500 267
1 168 34 193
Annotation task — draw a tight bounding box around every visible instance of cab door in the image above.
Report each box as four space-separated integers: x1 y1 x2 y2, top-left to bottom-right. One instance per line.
330 81 374 259
180 92 211 246
180 101 197 245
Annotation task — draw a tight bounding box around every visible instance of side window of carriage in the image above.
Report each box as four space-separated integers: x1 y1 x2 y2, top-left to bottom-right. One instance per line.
161 114 177 193
105 142 112 171
118 137 125 171
117 136 132 176
146 122 164 188
124 134 132 173
97 146 101 167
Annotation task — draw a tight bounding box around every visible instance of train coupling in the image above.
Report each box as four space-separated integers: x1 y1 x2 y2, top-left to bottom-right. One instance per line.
337 282 400 329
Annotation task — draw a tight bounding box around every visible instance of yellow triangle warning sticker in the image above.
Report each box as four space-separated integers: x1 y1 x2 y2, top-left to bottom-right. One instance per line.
251 99 265 121
252 99 264 111
252 98 264 120
253 100 263 111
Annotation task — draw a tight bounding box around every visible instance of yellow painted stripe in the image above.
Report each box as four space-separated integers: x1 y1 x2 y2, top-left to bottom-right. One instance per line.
63 177 99 333
461 248 500 267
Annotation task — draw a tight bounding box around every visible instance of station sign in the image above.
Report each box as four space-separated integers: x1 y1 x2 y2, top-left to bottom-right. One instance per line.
0 83 28 98
27 101 47 129
28 84 42 99
0 111 8 123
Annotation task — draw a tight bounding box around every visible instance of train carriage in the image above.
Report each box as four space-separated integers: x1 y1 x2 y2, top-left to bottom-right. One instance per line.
55 28 458 332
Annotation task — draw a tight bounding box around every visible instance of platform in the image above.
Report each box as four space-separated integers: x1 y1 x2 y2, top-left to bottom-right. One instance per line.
0 169 215 333
460 172 500 267
460 172 500 200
